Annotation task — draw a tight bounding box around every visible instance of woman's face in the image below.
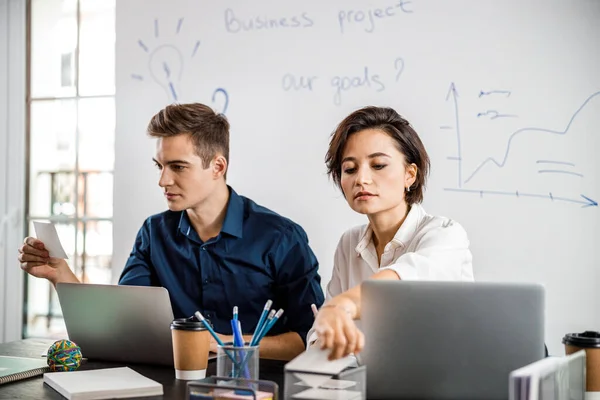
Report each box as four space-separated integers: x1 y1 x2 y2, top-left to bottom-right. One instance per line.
340 129 416 216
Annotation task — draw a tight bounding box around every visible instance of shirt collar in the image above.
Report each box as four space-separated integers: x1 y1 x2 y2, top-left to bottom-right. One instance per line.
177 211 193 239
220 186 244 238
355 203 425 255
177 185 244 240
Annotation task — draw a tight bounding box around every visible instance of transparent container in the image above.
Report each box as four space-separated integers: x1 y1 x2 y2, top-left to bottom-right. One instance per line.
284 364 366 400
217 343 260 381
187 376 278 399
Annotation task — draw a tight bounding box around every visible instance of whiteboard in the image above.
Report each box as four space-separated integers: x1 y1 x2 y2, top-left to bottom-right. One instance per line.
115 0 600 355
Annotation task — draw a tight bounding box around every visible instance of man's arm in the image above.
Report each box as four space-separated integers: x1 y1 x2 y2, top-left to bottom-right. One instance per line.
18 237 80 286
118 220 157 286
210 332 305 361
208 224 324 361
270 225 325 358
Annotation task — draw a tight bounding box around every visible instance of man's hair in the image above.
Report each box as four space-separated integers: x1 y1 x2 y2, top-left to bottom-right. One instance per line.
147 103 230 169
325 106 430 204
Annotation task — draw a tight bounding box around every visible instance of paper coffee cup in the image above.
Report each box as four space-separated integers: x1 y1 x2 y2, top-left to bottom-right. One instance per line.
563 331 600 392
171 316 211 380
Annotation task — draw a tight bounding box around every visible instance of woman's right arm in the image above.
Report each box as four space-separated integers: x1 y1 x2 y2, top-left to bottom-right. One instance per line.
306 235 347 347
312 268 400 360
311 232 371 360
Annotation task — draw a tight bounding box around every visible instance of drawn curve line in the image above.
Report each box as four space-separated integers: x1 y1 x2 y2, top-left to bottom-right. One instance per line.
464 91 600 184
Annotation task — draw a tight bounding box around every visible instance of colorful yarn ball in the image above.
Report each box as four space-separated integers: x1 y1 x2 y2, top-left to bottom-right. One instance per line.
47 339 82 372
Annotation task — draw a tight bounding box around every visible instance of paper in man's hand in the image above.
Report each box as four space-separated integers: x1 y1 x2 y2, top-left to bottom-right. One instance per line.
33 221 69 259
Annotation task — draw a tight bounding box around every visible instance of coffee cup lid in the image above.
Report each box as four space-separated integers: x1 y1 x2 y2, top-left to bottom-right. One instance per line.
170 316 209 331
562 331 600 348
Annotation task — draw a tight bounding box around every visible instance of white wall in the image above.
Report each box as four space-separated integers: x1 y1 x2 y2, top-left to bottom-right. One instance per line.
0 0 27 343
115 0 600 355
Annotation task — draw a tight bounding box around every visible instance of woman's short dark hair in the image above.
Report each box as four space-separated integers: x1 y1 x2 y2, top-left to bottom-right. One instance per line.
325 106 430 204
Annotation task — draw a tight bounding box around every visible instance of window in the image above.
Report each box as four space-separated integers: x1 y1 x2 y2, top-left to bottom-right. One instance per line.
26 0 115 337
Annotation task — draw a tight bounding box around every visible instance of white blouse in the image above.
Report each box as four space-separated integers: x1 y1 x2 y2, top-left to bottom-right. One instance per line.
308 203 474 345
326 203 474 300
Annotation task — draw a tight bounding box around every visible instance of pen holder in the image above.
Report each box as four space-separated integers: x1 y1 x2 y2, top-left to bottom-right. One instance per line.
217 343 259 383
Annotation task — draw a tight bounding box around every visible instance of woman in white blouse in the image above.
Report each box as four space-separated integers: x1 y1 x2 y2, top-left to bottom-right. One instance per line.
312 106 474 360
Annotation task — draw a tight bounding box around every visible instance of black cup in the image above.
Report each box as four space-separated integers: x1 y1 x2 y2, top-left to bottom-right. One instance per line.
170 316 208 331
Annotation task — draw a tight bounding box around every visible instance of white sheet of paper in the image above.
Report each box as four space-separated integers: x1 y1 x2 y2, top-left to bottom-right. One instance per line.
295 378 357 390
43 367 162 398
286 345 357 375
33 221 68 259
292 388 362 400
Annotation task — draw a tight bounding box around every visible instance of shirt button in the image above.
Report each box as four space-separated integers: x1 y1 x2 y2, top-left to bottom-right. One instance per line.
204 279 209 284
201 247 207 251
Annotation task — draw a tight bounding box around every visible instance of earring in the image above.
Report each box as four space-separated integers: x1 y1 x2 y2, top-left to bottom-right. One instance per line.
406 186 411 193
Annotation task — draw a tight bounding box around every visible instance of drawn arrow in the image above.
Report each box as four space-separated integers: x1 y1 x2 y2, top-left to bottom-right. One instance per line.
444 188 597 208
446 82 462 188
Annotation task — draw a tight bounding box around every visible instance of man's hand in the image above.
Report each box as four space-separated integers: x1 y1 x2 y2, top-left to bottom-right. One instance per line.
18 237 79 285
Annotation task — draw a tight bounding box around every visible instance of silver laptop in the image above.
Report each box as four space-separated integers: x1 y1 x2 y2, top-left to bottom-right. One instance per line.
55 283 175 366
361 281 545 400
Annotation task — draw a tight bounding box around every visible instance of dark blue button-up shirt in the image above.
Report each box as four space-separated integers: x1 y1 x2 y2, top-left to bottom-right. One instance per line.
119 187 324 344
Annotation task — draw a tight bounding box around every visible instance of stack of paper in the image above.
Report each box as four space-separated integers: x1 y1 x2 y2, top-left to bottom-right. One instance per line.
43 367 163 399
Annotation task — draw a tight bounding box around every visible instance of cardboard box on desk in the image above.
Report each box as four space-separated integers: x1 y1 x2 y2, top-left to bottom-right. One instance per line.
283 346 366 400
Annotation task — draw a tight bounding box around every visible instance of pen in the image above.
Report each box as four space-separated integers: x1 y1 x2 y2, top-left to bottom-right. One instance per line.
233 306 238 322
233 320 251 379
237 321 244 345
255 309 284 344
231 320 243 347
250 309 276 346
195 311 225 347
195 311 238 365
250 300 272 345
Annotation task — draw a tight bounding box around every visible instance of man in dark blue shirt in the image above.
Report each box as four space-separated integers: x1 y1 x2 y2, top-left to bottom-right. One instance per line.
19 103 324 360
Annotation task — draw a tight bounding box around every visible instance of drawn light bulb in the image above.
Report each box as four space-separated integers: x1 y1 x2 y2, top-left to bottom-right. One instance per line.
148 44 184 102
133 19 202 102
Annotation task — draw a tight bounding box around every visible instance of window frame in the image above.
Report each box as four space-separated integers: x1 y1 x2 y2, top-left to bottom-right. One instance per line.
23 0 116 338
0 0 27 343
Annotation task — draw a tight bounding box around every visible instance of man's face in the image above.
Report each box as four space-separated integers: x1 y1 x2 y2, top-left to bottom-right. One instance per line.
153 134 217 212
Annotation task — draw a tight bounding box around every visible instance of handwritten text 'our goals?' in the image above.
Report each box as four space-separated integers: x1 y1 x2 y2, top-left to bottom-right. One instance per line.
224 1 414 34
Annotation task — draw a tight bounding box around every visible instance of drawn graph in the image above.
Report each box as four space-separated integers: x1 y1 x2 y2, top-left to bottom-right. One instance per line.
131 18 229 114
443 83 599 208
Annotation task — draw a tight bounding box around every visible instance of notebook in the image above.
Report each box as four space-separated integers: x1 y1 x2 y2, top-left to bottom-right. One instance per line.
0 355 50 384
43 366 163 399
